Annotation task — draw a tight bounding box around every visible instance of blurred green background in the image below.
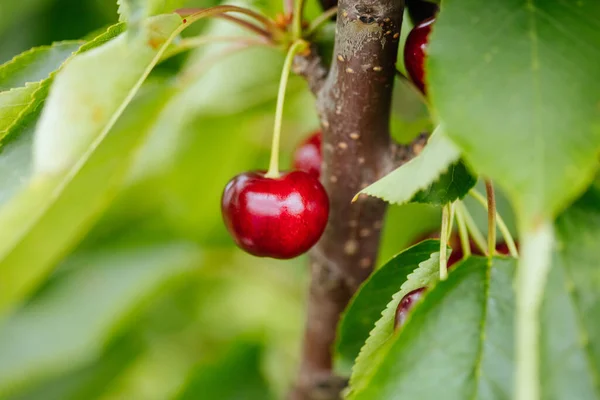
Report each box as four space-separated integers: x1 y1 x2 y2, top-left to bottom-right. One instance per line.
0 0 451 398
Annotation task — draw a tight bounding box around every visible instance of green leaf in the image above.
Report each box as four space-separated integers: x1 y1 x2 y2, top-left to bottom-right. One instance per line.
336 240 440 366
358 127 476 206
118 0 185 24
0 82 176 316
540 184 600 399
351 257 516 400
428 1 600 221
33 14 181 174
176 342 273 400
0 85 44 140
0 25 125 146
0 41 82 90
0 240 200 397
347 248 442 396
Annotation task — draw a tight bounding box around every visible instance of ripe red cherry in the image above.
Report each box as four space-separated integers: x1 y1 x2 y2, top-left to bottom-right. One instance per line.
221 170 329 259
404 17 435 94
292 131 322 179
394 287 426 330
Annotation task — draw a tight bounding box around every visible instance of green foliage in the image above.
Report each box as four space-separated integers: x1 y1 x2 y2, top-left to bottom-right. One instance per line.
347 249 442 397
359 127 476 206
540 183 600 398
351 257 516 400
0 41 82 90
427 0 600 222
336 240 440 366
177 342 273 400
0 85 175 315
0 0 599 398
0 240 200 397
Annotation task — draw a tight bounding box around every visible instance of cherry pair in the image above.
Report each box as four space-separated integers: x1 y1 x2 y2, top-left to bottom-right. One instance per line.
221 132 324 259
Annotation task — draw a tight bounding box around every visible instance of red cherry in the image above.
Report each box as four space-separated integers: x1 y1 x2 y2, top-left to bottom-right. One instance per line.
404 17 435 94
292 131 322 179
394 287 427 330
221 170 329 259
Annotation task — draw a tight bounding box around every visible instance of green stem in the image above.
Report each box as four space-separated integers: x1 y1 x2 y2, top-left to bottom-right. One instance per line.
292 0 307 39
161 36 270 61
306 7 338 37
458 202 487 256
469 189 519 257
455 204 471 259
485 180 497 257
446 202 456 240
516 222 553 400
439 204 450 280
265 40 308 178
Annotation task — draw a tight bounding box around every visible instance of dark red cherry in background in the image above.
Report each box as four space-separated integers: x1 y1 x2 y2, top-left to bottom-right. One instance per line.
404 17 435 94
406 0 439 25
394 287 426 330
221 170 329 259
293 131 322 179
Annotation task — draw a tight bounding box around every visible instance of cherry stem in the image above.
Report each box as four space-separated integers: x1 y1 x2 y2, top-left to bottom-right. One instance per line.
446 202 456 239
455 205 471 259
485 179 497 257
439 203 450 280
177 43 270 86
292 0 307 39
216 14 273 38
458 202 488 256
176 6 284 39
265 40 308 178
469 189 519 257
161 36 271 61
306 7 338 36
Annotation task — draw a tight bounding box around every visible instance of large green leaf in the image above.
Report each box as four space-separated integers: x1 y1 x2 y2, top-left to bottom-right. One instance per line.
347 249 442 396
0 240 201 397
336 240 440 366
428 1 600 221
358 127 476 206
352 257 516 400
0 82 176 315
33 14 181 174
539 183 600 399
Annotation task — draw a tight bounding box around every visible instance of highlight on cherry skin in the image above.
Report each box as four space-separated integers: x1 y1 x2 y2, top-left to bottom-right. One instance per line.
404 16 435 94
292 131 322 179
221 170 329 259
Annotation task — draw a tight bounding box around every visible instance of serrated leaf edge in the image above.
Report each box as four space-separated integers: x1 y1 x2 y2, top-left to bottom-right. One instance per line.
346 250 442 398
0 24 126 147
356 128 462 206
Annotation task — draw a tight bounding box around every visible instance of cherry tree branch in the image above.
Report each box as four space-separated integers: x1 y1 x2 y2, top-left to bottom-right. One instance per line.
290 0 409 398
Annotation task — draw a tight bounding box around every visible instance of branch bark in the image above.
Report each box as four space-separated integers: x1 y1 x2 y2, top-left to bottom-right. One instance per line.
290 0 407 399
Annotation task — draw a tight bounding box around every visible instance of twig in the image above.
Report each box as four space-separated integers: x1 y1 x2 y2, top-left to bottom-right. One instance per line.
290 0 406 397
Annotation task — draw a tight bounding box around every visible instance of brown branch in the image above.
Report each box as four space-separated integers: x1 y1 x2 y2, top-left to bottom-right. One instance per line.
290 0 407 399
